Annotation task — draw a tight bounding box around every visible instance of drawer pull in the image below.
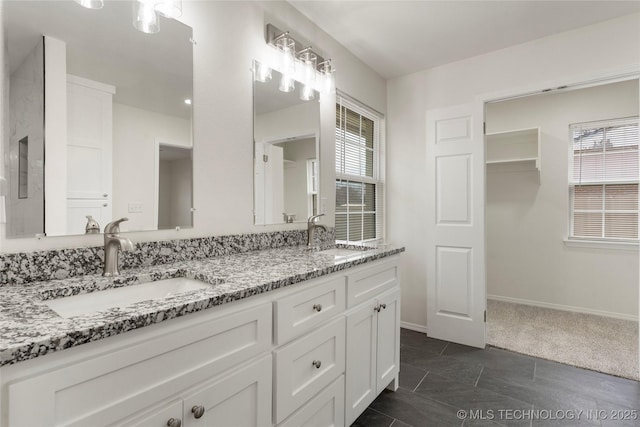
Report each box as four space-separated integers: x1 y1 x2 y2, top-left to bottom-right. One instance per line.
312 360 322 369
192 405 205 419
167 418 182 427
380 303 387 310
313 304 322 312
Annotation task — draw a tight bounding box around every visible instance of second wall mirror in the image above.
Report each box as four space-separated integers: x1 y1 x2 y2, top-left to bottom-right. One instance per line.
253 60 320 225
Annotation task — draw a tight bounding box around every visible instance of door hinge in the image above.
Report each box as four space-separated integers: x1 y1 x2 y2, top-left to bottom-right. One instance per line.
484 310 487 322
263 154 268 163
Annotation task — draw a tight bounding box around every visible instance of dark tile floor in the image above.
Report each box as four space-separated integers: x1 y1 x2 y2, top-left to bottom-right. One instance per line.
351 329 640 427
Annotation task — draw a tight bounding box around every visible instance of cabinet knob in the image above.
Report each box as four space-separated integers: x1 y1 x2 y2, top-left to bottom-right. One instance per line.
374 305 381 312
167 418 182 427
191 405 205 419
380 303 387 310
103 193 108 198
103 203 108 207
313 304 322 312
312 360 322 369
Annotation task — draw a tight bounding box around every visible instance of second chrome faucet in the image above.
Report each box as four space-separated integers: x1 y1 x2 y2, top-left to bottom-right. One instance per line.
307 213 328 248
103 217 134 277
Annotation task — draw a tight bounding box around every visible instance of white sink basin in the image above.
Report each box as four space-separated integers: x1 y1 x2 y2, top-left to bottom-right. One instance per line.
44 277 212 318
319 248 365 259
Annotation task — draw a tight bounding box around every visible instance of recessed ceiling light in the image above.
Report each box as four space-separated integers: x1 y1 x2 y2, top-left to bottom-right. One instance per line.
184 99 192 105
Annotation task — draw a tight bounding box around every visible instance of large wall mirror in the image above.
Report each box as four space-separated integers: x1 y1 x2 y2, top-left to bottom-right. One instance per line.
4 1 193 238
253 60 320 225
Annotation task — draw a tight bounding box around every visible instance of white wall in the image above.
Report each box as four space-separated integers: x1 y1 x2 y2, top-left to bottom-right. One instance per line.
387 13 640 329
254 101 320 144
7 38 44 237
112 103 191 232
0 0 386 252
486 80 639 320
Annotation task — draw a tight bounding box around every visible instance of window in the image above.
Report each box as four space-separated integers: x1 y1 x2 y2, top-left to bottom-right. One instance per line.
569 117 639 241
335 94 384 243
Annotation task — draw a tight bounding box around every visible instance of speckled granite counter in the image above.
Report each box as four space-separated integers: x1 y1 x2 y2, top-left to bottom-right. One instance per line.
0 244 404 367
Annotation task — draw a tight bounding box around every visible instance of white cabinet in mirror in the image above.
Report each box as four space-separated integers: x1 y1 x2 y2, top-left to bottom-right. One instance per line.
253 60 320 225
5 1 194 238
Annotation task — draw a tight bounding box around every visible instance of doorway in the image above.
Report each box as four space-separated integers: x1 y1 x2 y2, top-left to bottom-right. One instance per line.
484 78 639 380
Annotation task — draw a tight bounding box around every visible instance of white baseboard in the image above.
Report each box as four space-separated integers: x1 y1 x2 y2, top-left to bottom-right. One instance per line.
488 295 639 322
400 321 427 334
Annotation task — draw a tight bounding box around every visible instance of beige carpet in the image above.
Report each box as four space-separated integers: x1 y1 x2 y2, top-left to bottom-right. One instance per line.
487 299 639 381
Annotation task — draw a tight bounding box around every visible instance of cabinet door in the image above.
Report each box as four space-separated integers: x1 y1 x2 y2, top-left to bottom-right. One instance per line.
344 300 377 426
376 288 401 394
183 354 272 427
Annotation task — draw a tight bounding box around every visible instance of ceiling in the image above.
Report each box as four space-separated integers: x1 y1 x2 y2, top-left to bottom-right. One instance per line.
289 1 640 79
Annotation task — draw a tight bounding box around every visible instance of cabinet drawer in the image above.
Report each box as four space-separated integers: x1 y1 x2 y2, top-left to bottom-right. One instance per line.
278 375 345 427
274 317 346 424
274 275 346 345
7 303 272 427
112 399 183 427
347 259 398 307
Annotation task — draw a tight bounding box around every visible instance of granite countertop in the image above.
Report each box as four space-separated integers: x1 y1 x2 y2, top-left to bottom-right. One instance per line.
0 244 404 367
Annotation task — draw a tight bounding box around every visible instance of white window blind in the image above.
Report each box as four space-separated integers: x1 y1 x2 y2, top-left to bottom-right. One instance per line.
569 117 639 241
335 95 384 243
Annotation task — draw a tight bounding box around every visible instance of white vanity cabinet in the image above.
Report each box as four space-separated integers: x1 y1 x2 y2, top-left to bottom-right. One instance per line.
0 254 401 427
344 260 401 426
2 301 273 427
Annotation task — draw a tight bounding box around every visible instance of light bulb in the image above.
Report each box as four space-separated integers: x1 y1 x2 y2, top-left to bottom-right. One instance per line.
300 84 315 101
254 62 272 83
133 1 160 34
279 74 295 93
155 0 182 19
74 0 104 9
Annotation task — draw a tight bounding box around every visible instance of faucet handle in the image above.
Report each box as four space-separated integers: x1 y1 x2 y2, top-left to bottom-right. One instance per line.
308 213 325 224
104 217 129 234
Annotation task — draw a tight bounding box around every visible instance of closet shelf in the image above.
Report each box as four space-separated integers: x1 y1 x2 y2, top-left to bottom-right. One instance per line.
486 127 540 171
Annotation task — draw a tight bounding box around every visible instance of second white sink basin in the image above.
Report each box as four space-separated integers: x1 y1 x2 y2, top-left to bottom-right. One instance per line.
44 277 212 318
319 248 366 259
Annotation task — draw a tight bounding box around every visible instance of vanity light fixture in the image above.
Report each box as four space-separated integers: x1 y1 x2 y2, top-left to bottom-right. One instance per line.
299 49 317 101
74 0 104 9
274 33 296 93
133 0 160 34
154 0 182 19
319 59 336 94
265 24 335 96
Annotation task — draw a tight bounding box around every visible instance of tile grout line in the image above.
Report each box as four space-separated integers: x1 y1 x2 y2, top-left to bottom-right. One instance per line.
439 342 450 355
474 366 485 387
412 371 430 392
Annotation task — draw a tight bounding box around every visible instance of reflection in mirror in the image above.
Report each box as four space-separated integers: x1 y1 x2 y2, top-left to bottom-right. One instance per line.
253 61 320 225
5 1 193 238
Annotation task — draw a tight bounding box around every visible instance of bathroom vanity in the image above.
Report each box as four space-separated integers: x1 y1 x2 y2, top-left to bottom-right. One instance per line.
0 243 403 427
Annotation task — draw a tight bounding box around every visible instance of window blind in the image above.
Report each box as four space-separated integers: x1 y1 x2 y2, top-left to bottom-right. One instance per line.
335 95 384 243
569 117 639 241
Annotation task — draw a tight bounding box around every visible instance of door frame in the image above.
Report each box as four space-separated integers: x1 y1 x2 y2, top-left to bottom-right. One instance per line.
477 66 639 367
153 138 193 230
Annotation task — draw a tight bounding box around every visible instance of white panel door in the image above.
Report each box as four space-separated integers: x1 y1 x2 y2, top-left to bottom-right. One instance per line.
426 103 485 348
344 300 377 426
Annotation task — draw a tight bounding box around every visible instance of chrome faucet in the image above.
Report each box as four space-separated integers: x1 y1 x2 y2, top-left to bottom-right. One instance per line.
103 217 134 277
307 213 328 248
